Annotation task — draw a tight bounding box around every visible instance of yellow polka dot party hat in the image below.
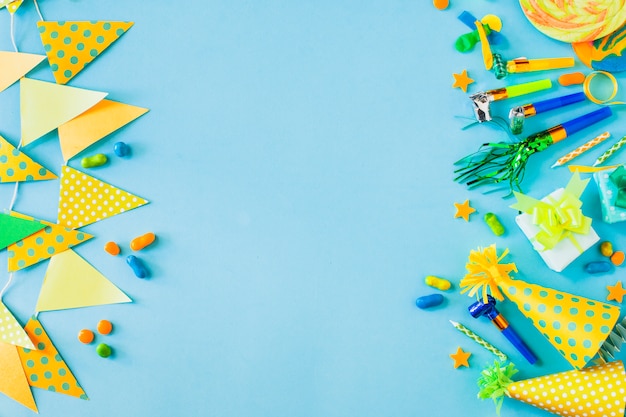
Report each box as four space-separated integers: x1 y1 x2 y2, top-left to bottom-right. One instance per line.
460 245 621 370
477 360 626 417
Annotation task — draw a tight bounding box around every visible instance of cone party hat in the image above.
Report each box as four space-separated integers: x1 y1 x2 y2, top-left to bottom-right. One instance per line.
478 360 626 417
460 245 621 370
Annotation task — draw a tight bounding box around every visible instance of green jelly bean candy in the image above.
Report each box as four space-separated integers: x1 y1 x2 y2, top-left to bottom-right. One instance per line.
81 153 108 168
484 212 505 236
96 343 112 358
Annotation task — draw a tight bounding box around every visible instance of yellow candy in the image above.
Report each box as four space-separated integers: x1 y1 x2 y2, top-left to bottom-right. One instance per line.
425 275 451 291
130 232 156 251
600 241 614 257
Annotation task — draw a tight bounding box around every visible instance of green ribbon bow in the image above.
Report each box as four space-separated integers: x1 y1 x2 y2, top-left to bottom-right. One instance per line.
510 173 592 252
609 166 626 209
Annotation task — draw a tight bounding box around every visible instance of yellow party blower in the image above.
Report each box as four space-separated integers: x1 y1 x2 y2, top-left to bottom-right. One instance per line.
506 57 575 73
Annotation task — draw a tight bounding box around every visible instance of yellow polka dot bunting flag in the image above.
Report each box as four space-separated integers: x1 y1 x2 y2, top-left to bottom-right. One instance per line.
20 78 107 147
18 316 88 400
0 302 35 349
38 21 133 85
501 276 620 370
7 212 93 272
508 360 626 417
58 99 148 162
0 212 45 250
0 51 45 93
36 249 132 313
0 342 37 412
58 166 149 228
0 135 57 183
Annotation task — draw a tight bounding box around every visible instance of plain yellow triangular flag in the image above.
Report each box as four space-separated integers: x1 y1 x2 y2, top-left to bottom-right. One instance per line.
0 342 37 412
0 51 46 93
58 165 149 228
36 249 131 312
0 302 35 349
38 21 133 84
0 134 57 183
58 99 148 161
20 78 107 147
18 317 88 399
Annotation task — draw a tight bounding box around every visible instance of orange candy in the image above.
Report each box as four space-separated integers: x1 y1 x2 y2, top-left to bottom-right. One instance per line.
611 250 625 266
104 241 120 256
130 232 156 251
78 329 94 344
97 320 113 335
433 0 449 10
558 72 585 86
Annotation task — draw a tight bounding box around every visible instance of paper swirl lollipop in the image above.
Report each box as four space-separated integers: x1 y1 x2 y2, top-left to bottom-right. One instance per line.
519 0 626 43
477 360 626 417
460 244 620 370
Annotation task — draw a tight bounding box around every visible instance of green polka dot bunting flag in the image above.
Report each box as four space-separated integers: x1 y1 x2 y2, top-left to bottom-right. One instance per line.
17 316 88 400
0 135 57 183
38 21 133 85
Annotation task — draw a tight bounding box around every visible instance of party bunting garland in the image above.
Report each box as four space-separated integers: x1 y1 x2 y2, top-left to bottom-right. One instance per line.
0 2 151 413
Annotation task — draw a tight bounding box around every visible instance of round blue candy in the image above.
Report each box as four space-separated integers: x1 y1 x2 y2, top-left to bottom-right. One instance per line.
114 142 130 157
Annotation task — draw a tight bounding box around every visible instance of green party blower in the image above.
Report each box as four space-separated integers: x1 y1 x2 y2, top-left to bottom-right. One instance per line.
455 106 613 193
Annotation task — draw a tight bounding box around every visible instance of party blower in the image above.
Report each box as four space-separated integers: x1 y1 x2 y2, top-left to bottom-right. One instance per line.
454 106 612 192
508 91 586 135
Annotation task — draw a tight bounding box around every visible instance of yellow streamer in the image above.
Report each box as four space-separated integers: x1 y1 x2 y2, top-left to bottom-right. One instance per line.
568 164 620 173
583 71 626 105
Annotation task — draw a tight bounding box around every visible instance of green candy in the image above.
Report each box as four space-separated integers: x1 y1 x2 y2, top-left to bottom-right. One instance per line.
81 153 108 168
96 343 112 358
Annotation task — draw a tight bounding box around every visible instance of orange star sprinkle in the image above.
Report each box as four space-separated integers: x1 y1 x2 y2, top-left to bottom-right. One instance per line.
450 347 471 368
452 69 474 93
607 281 626 303
454 199 476 221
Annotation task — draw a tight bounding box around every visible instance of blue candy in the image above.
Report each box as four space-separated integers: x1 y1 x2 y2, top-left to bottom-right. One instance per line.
127 255 149 278
114 142 130 157
584 261 612 274
416 294 444 309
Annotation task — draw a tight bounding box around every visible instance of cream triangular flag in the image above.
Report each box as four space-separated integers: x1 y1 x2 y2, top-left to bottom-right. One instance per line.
20 78 107 146
38 21 133 84
0 302 35 349
0 51 45 93
18 317 88 399
58 165 149 228
0 342 37 412
58 99 148 161
36 249 131 312
0 134 57 183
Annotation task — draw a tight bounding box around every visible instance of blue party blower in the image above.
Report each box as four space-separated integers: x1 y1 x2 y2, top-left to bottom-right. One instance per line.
469 295 537 364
